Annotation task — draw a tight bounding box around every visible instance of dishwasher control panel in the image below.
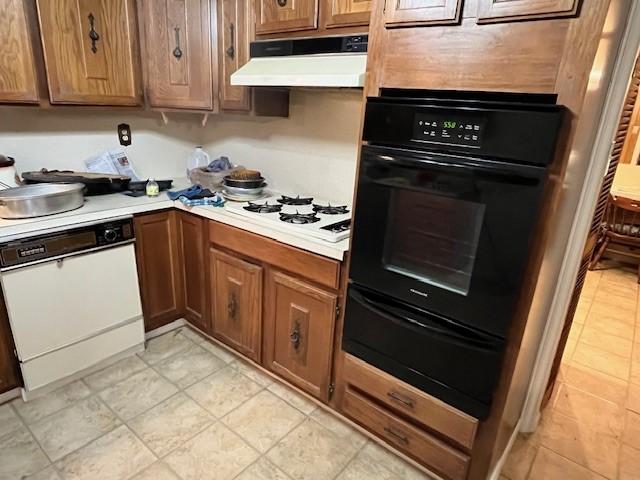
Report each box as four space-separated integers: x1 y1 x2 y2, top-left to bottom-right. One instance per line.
0 217 135 269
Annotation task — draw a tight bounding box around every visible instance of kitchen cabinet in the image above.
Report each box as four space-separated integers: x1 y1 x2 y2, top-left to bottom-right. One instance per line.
177 212 209 333
255 0 318 34
137 0 216 110
0 0 40 103
210 248 262 361
218 0 251 111
0 292 20 394
264 270 337 401
36 0 141 105
342 387 470 480
324 0 372 28
338 354 475 479
384 0 461 27
134 211 184 331
477 0 579 23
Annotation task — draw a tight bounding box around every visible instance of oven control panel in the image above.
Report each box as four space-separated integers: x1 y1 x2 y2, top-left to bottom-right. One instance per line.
0 218 135 269
412 113 485 148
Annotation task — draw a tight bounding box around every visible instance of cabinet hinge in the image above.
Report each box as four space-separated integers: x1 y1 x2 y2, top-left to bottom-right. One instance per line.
328 382 335 400
335 305 341 319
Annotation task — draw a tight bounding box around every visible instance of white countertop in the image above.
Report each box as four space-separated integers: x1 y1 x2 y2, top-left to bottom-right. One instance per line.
0 181 350 261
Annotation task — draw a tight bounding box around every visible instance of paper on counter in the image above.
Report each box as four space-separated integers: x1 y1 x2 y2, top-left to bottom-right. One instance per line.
84 148 140 181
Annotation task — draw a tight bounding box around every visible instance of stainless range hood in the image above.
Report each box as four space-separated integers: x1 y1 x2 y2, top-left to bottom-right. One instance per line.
231 35 368 88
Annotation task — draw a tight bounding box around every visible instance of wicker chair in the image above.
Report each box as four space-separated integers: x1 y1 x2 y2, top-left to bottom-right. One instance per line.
589 194 640 281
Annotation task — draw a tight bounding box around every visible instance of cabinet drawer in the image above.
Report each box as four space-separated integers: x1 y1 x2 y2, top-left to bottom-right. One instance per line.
342 387 470 480
343 354 477 450
208 221 340 289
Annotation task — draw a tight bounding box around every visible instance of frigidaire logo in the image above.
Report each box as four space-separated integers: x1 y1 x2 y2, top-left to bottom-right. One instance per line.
409 288 429 298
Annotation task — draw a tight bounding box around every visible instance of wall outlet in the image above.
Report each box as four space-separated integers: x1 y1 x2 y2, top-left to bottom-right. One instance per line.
118 123 132 146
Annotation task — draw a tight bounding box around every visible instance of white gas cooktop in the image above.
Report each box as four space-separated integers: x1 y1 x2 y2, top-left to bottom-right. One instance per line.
224 193 351 243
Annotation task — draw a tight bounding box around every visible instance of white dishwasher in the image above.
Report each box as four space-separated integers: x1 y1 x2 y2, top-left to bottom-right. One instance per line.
0 217 144 397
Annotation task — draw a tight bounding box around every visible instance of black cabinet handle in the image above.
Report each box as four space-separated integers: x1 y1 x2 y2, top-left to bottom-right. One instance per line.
290 321 301 350
228 292 237 322
172 27 183 59
277 0 287 6
387 390 415 409
88 13 100 54
225 23 235 59
384 426 409 445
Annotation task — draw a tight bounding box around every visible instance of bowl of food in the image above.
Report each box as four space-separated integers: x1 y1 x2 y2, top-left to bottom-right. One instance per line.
223 169 265 189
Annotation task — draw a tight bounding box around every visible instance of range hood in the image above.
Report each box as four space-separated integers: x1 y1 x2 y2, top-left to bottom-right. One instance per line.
231 35 368 88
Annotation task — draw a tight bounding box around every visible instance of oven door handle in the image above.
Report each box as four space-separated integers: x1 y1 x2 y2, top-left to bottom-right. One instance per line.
349 287 501 350
363 146 545 182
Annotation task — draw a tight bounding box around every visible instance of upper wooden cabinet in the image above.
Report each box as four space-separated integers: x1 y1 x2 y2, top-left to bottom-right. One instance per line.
36 0 141 105
264 270 337 401
210 248 263 361
138 0 215 110
0 0 40 103
477 0 579 23
218 0 251 110
256 0 318 34
384 0 461 27
325 0 372 27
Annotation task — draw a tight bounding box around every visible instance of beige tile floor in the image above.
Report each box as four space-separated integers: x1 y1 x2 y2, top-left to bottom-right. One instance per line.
0 327 431 480
502 260 640 480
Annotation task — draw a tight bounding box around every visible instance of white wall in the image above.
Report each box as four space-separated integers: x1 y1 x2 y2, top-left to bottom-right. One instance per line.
0 89 363 203
202 89 363 204
0 108 205 180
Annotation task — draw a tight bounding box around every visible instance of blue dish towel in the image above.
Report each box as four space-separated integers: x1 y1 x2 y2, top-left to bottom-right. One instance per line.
178 193 225 207
167 185 206 201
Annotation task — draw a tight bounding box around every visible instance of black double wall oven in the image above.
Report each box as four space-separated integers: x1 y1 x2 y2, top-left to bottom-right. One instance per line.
343 92 565 419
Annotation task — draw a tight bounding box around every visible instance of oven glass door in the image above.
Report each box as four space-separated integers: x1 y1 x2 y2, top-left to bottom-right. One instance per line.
349 145 548 338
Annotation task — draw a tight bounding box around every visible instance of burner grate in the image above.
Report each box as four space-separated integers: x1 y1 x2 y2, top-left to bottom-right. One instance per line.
279 211 321 224
277 195 313 206
312 204 350 215
243 201 282 214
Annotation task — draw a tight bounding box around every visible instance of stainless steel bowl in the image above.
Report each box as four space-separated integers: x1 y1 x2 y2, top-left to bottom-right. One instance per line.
222 183 266 196
0 183 85 219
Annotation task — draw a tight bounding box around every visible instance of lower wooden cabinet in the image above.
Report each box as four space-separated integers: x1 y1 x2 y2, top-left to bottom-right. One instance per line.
209 248 262 361
264 270 337 401
0 292 20 394
177 212 209 333
342 354 477 450
134 211 184 331
342 387 470 480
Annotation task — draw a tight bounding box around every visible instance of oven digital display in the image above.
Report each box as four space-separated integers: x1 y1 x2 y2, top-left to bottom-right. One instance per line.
412 113 486 147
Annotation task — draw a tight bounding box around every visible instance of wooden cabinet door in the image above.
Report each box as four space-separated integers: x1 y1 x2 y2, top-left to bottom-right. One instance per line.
218 0 251 111
325 0 372 28
134 211 184 332
477 0 579 22
138 0 214 110
178 212 209 333
0 0 39 103
384 0 461 27
256 0 318 34
264 270 337 401
36 0 141 105
210 248 262 361
0 292 20 394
